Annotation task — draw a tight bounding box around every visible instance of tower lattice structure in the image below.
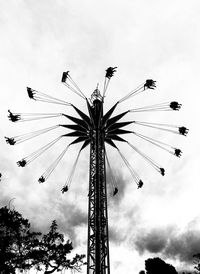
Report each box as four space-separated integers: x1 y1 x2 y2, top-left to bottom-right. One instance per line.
87 92 110 273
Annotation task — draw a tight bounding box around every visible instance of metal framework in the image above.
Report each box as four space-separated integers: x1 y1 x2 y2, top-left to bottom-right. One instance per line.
87 98 110 273
5 67 188 274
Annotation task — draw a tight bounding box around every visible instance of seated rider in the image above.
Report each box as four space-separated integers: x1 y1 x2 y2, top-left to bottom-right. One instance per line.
160 168 165 176
137 180 143 189
61 71 70 82
144 79 156 90
8 110 20 122
170 101 181 110
17 159 27 167
174 148 182 157
38 176 45 183
106 67 117 79
27 87 35 99
61 185 69 193
179 126 188 136
5 137 16 145
113 187 118 196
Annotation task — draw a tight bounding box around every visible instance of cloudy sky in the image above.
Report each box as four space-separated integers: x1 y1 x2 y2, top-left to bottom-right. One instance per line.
0 1 200 273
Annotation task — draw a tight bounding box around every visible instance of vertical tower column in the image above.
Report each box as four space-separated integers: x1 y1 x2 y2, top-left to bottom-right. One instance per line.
87 96 110 274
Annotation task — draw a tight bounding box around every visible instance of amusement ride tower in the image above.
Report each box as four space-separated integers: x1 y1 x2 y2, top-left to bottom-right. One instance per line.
5 67 188 274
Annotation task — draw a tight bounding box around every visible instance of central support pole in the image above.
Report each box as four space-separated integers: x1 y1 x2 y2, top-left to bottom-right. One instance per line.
87 96 110 274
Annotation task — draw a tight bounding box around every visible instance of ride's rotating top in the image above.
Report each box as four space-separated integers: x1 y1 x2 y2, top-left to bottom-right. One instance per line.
5 66 188 192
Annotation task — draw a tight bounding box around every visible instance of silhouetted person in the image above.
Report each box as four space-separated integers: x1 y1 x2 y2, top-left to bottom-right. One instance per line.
179 126 189 136
27 87 35 99
144 79 156 90
170 101 182 110
17 159 26 167
38 176 45 183
5 137 16 145
8 110 20 122
61 71 70 82
0 173 1 181
61 185 69 193
113 187 118 196
160 168 165 176
138 180 143 189
174 148 182 157
105 67 117 79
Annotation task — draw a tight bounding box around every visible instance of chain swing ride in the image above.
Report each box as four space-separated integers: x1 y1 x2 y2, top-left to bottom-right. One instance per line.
6 67 188 274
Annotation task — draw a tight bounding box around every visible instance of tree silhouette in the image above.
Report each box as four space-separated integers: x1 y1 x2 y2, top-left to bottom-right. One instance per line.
144 257 178 274
36 220 86 273
193 253 200 273
0 205 40 273
0 206 85 273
